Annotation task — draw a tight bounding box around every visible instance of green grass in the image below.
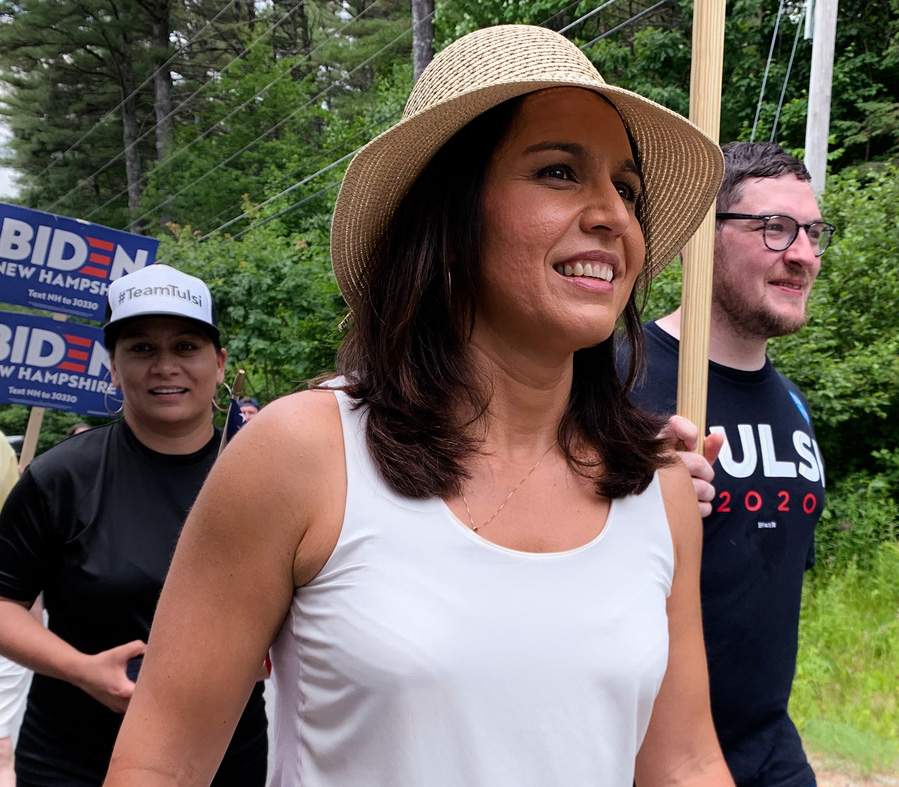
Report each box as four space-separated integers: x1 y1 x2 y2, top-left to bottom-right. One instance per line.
791 541 899 774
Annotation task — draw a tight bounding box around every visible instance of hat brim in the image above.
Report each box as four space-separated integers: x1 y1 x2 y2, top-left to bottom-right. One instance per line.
103 313 221 348
330 30 724 315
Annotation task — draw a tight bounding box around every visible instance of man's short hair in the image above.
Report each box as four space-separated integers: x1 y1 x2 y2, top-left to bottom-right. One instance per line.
716 142 812 214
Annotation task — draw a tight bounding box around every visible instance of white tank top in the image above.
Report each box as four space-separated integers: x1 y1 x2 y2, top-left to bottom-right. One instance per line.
268 390 674 786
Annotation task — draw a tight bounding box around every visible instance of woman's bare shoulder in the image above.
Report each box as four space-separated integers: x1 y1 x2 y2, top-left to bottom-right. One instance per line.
192 388 348 584
656 459 695 502
656 460 703 567
230 388 344 462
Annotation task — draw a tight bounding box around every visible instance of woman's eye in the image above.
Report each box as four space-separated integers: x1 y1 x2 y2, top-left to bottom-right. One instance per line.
128 343 152 353
616 182 640 203
538 164 576 181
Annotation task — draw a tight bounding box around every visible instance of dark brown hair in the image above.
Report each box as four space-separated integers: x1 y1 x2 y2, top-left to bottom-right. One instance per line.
716 142 812 214
329 95 671 500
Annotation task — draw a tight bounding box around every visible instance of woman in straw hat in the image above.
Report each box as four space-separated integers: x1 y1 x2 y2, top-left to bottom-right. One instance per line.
107 24 733 786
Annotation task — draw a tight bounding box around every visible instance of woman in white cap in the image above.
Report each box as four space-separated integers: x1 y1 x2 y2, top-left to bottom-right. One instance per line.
108 25 733 786
0 264 268 785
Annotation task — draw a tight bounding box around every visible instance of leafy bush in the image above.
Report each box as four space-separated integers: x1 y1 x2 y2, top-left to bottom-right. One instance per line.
771 165 899 490
814 473 899 574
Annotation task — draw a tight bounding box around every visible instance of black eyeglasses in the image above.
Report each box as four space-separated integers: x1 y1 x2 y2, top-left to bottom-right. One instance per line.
716 213 836 257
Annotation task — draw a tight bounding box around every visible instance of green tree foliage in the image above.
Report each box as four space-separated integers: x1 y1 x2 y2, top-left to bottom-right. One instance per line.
770 165 899 485
160 211 345 400
0 0 158 227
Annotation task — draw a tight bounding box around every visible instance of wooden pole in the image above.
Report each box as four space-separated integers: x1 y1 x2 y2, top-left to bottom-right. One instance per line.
677 0 727 453
19 313 69 470
804 0 839 195
218 369 247 455
18 407 45 471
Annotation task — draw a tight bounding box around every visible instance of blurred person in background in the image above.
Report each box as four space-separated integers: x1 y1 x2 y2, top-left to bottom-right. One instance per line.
0 265 267 786
66 423 92 438
0 429 29 787
238 397 260 421
626 142 830 787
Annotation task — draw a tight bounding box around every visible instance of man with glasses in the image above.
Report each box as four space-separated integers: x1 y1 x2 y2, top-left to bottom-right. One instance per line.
626 142 831 787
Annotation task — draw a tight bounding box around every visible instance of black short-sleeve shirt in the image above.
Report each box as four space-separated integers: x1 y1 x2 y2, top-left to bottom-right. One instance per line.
624 322 822 787
0 419 266 785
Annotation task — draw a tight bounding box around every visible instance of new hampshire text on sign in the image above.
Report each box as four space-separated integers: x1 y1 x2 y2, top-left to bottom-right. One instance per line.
0 310 115 417
0 203 159 320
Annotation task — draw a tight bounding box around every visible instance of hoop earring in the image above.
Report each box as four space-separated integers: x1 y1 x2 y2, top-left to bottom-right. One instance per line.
212 382 233 413
104 386 124 416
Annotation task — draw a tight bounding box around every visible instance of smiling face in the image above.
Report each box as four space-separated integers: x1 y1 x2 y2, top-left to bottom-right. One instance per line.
475 87 645 360
713 174 822 340
109 317 226 438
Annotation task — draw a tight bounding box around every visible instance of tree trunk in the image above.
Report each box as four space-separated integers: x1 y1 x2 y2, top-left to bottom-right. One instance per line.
411 0 434 83
120 26 145 234
151 0 174 162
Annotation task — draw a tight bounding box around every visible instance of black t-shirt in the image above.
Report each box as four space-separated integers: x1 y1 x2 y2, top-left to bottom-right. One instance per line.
625 322 823 787
0 419 266 785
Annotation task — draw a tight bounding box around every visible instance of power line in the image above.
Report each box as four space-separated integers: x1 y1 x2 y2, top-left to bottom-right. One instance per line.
202 0 631 240
45 0 316 214
227 181 342 242
559 0 620 33
128 10 424 230
33 0 241 184
542 0 596 27
189 109 400 236
78 0 383 225
203 1 677 250
579 0 673 49
204 2 675 250
770 5 806 142
751 0 787 142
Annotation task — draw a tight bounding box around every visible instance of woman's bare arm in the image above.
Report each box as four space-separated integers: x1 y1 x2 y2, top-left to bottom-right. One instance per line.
105 390 346 785
635 462 735 786
0 597 145 713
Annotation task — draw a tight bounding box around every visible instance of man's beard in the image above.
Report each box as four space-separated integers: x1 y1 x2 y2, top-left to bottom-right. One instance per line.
712 280 808 340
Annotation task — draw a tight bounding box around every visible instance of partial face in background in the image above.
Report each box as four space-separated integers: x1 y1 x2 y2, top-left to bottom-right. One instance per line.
476 87 645 358
109 317 226 433
713 174 822 340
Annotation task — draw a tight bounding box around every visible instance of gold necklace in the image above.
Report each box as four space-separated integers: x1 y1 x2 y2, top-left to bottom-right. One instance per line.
461 440 558 533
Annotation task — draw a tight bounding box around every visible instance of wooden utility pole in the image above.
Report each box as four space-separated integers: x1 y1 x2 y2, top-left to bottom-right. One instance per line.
677 0 727 453
411 0 434 83
804 0 839 195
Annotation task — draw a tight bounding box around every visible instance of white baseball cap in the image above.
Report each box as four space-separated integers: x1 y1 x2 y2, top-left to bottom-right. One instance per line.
104 264 220 346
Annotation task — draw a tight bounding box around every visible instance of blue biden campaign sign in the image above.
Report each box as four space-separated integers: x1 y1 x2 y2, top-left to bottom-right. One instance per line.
0 310 116 417
0 203 159 320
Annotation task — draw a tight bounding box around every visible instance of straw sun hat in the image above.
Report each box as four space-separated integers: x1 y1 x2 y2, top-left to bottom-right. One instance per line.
331 24 724 315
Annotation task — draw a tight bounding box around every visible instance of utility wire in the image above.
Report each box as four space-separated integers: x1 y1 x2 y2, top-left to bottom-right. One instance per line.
190 109 400 236
542 0 596 27
188 0 609 237
770 4 806 142
79 0 382 224
32 0 241 184
46 0 317 214
203 1 671 249
128 10 424 230
203 152 355 239
751 0 787 142
227 181 342 242
559 0 620 33
579 0 673 49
